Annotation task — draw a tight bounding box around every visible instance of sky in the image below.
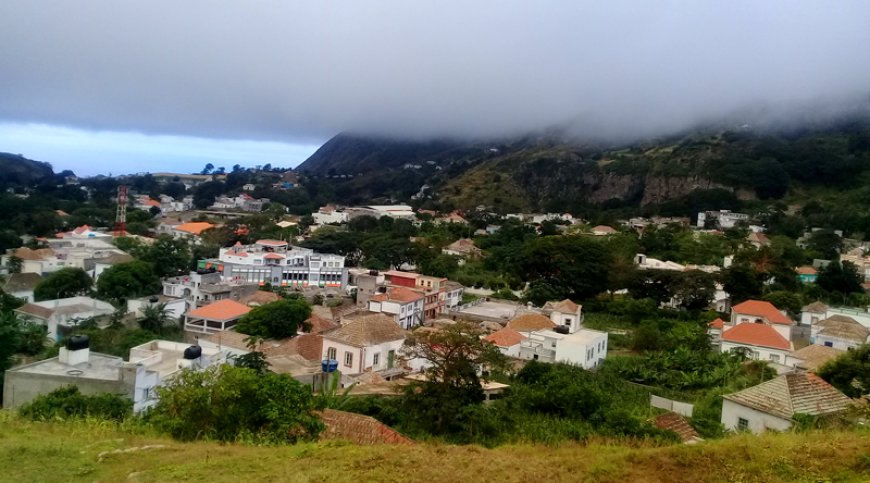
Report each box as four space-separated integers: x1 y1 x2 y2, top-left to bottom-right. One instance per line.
1 1 870 175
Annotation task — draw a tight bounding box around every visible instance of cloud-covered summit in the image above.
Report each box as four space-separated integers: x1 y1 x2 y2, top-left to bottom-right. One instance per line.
2 1 869 145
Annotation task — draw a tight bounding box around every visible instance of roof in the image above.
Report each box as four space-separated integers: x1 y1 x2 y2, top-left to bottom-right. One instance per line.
323 313 407 347
708 318 725 330
10 247 55 261
592 225 617 234
816 315 870 343
721 322 791 350
789 344 845 372
306 314 339 334
92 252 135 265
485 327 526 348
174 222 215 235
802 301 828 313
239 291 283 306
651 412 702 443
723 372 853 420
732 300 792 325
262 252 285 260
747 232 771 245
185 299 252 321
507 313 557 332
316 409 413 445
373 286 424 304
796 266 818 275
16 302 54 319
3 272 43 293
384 270 419 280
551 298 580 314
202 330 253 350
255 239 288 246
261 334 323 361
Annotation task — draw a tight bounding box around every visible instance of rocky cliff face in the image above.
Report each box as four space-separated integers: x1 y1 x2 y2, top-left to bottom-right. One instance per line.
639 175 739 205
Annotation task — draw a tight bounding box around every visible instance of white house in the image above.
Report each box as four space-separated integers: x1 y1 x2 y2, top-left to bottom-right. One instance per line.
810 315 870 350
484 327 526 357
720 322 792 366
183 299 252 335
2 273 42 303
127 295 187 321
312 205 349 225
517 299 608 369
15 297 116 341
801 302 870 330
721 372 853 434
729 300 794 340
367 286 425 329
321 312 408 375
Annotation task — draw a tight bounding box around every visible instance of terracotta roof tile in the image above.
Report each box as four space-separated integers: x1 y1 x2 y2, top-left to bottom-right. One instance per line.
802 301 828 313
174 222 215 235
16 303 54 319
722 322 791 350
790 344 845 372
3 273 43 293
732 300 792 325
796 266 818 275
202 330 252 350
316 409 413 445
239 291 283 306
255 239 288 246
551 298 580 314
651 412 701 443
816 315 870 344
507 313 556 332
323 313 407 347
186 299 251 321
708 318 725 330
485 327 526 348
723 372 853 420
306 314 339 334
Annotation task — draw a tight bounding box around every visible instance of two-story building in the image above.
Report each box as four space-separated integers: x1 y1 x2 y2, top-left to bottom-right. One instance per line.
367 286 425 329
516 299 608 369
729 300 794 340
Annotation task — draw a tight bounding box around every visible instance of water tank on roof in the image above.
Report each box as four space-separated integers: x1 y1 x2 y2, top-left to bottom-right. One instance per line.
369 270 379 276
183 345 202 360
321 359 339 373
148 296 159 304
66 335 90 351
554 325 570 335
377 286 387 293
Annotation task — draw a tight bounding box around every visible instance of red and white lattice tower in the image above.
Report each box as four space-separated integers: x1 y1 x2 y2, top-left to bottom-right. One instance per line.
115 185 128 235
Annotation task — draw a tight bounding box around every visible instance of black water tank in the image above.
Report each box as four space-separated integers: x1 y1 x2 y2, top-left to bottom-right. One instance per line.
554 325 570 334
148 296 159 304
369 270 379 276
66 335 90 351
183 345 202 360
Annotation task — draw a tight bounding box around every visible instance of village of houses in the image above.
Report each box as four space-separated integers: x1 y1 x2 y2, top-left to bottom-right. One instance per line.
1 170 869 442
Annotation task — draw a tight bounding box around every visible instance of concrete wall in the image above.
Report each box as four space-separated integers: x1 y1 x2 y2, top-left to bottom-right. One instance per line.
3 371 130 409
721 399 792 434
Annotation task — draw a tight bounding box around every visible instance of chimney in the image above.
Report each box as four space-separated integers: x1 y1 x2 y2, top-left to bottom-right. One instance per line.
59 335 90 365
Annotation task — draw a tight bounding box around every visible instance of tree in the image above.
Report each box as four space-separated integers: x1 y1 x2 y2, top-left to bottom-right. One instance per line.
147 365 322 443
233 336 270 374
669 270 716 311
5 255 22 274
138 302 175 334
96 260 161 304
817 261 863 300
134 235 191 277
192 180 226 209
201 163 214 175
34 268 93 301
235 299 312 339
817 345 870 398
514 236 609 302
804 229 843 260
722 263 762 304
399 321 507 436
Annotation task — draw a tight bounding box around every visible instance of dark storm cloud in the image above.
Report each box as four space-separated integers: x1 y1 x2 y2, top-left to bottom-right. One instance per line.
1 1 869 144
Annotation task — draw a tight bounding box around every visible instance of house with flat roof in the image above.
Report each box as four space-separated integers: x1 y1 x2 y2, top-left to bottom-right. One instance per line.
516 300 608 369
721 372 853 434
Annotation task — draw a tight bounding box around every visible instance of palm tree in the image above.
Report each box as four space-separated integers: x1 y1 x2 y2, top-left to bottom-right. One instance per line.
138 302 173 334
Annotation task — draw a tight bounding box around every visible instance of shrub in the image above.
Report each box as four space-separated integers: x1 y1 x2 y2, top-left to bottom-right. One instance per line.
19 386 132 421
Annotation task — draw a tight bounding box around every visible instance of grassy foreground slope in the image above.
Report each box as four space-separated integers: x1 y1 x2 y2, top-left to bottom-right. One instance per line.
2 413 869 483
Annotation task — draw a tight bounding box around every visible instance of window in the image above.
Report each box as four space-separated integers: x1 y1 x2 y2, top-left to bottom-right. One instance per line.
326 347 337 360
373 353 380 366
824 341 833 347
565 318 571 325
769 354 780 363
737 417 749 431
344 351 353 367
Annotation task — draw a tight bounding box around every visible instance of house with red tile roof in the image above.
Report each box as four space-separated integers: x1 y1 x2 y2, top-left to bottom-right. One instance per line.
485 327 526 357
183 299 252 335
321 312 408 375
729 300 794 340
367 286 425 329
721 372 853 434
720 322 792 366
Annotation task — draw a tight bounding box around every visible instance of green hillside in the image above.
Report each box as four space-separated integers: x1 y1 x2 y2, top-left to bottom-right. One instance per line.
3 413 869 482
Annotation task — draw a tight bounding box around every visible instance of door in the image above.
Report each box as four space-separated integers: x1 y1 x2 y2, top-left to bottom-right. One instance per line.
387 350 395 369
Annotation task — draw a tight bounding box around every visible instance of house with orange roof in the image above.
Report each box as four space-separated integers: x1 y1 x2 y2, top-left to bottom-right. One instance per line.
172 221 215 240
367 286 425 329
707 317 726 344
485 327 526 357
729 300 794 340
795 266 818 283
720 322 793 366
591 225 618 236
183 299 252 335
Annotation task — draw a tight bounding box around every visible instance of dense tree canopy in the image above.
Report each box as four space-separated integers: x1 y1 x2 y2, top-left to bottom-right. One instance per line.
96 260 161 304
34 268 93 301
235 299 312 339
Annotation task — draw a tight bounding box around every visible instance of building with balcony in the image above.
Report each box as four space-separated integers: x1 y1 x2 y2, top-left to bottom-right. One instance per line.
211 240 347 289
517 299 608 369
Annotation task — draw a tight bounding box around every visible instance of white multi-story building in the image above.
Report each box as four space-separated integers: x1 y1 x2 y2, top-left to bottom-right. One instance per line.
312 205 349 225
213 239 347 289
697 210 750 229
368 286 425 329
